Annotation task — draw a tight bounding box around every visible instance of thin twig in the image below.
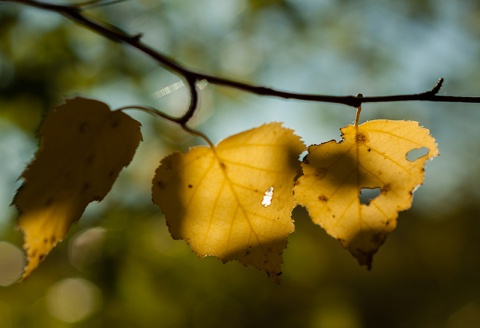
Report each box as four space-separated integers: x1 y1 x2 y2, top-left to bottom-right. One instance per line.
73 0 128 10
178 77 199 125
115 104 215 147
114 105 180 123
4 0 480 113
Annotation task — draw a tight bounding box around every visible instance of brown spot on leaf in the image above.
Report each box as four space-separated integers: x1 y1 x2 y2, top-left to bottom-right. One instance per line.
85 154 95 166
79 122 89 133
163 163 171 171
81 183 90 193
318 195 328 202
45 197 54 206
382 183 391 194
188 184 193 188
370 233 386 244
356 131 368 143
111 119 119 128
315 167 328 179
157 181 166 189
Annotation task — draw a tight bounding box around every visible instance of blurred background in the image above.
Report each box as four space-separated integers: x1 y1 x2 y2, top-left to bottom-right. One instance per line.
2 0 480 327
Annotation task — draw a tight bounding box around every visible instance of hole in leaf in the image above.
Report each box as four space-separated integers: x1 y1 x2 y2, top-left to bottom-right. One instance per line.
359 187 381 205
299 150 308 162
406 147 429 162
262 187 274 207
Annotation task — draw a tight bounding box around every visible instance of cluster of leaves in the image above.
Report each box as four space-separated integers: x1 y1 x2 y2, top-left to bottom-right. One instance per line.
14 97 438 282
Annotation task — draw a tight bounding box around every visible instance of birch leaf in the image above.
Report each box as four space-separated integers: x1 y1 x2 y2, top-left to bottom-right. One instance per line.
14 97 142 280
295 120 438 268
152 123 305 282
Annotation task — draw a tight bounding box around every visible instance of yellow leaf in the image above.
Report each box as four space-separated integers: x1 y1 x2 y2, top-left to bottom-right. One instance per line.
294 120 438 268
14 97 142 280
152 123 305 282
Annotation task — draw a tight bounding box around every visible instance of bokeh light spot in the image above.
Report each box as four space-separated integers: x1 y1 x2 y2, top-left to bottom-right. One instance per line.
69 227 106 271
0 241 24 286
46 277 101 323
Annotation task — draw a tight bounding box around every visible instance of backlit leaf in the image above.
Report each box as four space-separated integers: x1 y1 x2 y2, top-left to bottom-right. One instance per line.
152 123 305 282
14 97 142 280
294 120 438 268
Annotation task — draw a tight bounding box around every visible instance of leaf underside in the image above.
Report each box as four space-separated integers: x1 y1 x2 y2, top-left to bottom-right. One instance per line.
295 120 438 268
14 97 142 280
152 123 306 283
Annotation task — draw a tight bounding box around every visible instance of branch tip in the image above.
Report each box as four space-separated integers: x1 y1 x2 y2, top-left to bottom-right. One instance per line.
131 33 143 42
430 78 444 95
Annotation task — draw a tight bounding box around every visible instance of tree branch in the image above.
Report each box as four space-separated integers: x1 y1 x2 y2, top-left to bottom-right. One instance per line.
4 0 480 112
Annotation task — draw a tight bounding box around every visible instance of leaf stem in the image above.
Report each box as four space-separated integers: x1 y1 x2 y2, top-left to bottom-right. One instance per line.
115 105 215 148
180 125 216 149
115 105 179 124
355 94 363 127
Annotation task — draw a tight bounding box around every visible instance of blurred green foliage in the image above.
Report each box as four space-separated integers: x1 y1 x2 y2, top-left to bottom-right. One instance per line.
2 0 480 327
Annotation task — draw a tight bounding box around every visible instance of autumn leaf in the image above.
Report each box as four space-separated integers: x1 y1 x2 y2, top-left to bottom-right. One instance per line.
152 123 305 282
14 97 142 280
294 120 438 268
